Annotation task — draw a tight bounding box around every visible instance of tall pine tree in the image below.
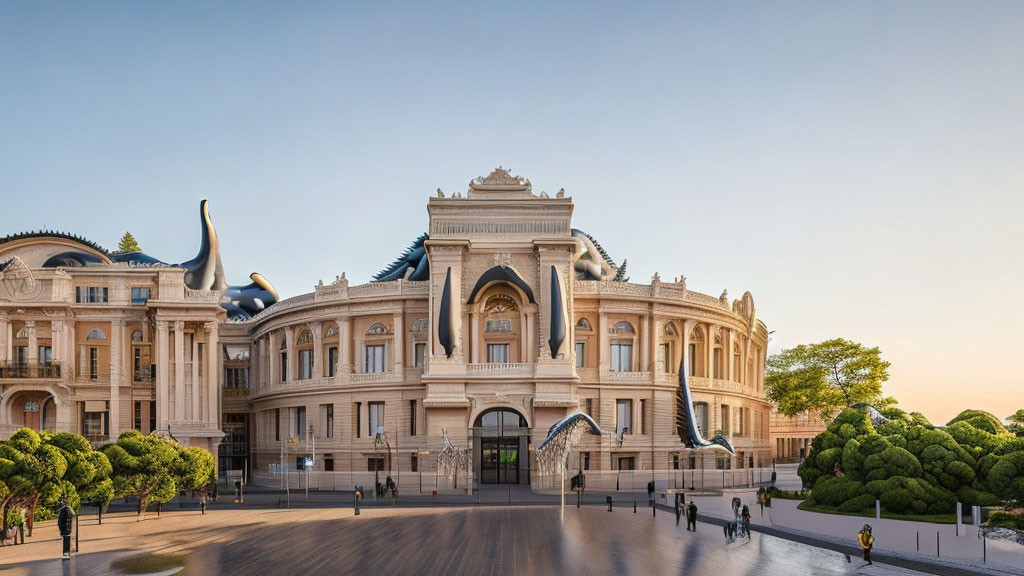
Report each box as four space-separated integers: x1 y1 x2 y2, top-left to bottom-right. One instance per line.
117 232 141 253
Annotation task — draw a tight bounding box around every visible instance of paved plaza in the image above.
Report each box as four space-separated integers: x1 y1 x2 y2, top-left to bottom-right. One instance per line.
1 502 958 576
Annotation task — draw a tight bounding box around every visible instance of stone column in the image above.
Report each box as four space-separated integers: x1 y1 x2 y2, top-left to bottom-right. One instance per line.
191 330 201 421
392 312 404 377
708 324 717 380
285 327 295 382
339 318 352 374
205 323 218 426
49 319 62 365
312 321 323 378
109 320 124 437
0 313 8 363
470 311 480 364
268 332 279 385
598 313 609 371
639 315 649 372
726 330 735 383
156 320 170 429
519 310 527 363
174 321 185 421
26 321 37 364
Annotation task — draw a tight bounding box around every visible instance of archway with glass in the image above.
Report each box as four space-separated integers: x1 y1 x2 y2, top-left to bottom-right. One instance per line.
472 408 530 484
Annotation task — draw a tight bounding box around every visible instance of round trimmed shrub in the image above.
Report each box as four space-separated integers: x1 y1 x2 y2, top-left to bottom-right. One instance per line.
838 493 876 513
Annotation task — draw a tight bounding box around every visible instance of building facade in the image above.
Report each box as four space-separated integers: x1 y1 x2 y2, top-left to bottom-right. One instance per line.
0 168 775 488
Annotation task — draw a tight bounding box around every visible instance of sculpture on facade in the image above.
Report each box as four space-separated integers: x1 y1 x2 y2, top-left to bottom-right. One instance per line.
571 229 627 281
548 265 567 359
438 267 455 357
372 233 430 282
536 411 604 520
676 359 735 454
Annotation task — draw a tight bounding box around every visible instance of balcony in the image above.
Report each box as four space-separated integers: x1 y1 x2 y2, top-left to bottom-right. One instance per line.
223 387 250 398
466 363 533 377
0 362 62 379
605 370 651 383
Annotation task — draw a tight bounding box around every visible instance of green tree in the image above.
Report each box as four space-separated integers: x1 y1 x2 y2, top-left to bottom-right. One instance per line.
103 431 214 517
766 338 891 422
117 231 141 253
1007 409 1024 438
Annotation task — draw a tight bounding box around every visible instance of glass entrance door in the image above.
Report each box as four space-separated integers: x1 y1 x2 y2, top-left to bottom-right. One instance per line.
481 437 519 484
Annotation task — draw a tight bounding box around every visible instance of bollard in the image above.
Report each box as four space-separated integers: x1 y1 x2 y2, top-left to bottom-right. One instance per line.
916 531 919 551
652 500 656 517
607 496 613 512
983 531 987 563
634 500 637 513
433 489 437 507
937 531 940 557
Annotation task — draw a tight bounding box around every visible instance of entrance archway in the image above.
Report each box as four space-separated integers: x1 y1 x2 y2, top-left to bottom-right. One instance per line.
7 390 57 432
473 408 529 484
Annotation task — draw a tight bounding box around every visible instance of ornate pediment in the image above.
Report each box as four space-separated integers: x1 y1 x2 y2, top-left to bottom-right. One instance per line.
467 167 532 198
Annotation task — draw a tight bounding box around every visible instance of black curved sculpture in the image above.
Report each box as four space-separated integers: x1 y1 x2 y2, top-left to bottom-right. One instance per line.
538 411 604 451
548 265 565 359
110 250 166 266
222 273 280 320
373 233 430 282
42 251 105 267
438 267 455 358
676 358 735 454
179 199 227 291
465 265 536 305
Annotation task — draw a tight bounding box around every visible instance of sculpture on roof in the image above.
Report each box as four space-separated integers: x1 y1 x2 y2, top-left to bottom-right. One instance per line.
571 229 627 281
373 233 430 282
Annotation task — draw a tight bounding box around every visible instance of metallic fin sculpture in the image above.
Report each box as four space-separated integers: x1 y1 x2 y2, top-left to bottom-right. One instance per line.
850 403 892 426
222 272 280 320
536 411 604 520
538 411 604 453
437 267 455 358
179 199 227 291
373 233 430 281
548 265 566 359
676 358 735 454
42 251 105 267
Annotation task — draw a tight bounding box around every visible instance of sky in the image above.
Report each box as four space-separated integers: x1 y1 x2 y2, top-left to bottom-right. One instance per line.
2 1 1022 425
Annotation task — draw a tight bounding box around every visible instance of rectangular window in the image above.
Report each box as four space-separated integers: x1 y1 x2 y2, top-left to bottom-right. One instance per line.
713 348 723 379
149 401 156 433
411 454 419 472
610 341 633 372
582 452 591 470
296 406 306 438
134 401 142 431
83 411 105 439
409 399 417 436
324 455 334 472
364 344 385 373
39 346 52 364
274 408 281 441
280 353 288 381
721 405 731 436
368 401 384 437
414 342 426 368
575 342 585 367
89 347 99 379
355 402 361 438
130 287 150 305
298 350 312 380
640 399 647 435
673 454 680 470
76 286 109 303
486 343 510 363
368 457 385 472
662 343 672 373
616 399 632 435
328 347 338 377
324 404 334 438
617 456 635 471
694 403 708 437
688 343 697 376
584 398 593 417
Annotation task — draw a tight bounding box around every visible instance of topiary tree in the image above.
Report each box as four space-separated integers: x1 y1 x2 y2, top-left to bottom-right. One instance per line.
117 232 141 253
1007 409 1024 438
103 431 215 517
946 410 1010 436
988 451 1024 507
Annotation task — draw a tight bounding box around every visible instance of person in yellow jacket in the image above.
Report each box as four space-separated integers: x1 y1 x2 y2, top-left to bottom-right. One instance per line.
857 524 874 565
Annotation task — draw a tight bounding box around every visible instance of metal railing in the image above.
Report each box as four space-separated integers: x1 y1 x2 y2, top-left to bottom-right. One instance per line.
0 362 62 379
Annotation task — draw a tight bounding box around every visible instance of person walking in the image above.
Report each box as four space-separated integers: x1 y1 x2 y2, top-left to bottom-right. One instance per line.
857 524 874 565
200 486 208 515
57 497 74 560
686 502 698 532
741 504 751 540
647 480 655 507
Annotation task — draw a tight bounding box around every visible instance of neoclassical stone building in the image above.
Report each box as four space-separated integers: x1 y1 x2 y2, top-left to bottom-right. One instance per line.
0 169 774 489
231 169 773 487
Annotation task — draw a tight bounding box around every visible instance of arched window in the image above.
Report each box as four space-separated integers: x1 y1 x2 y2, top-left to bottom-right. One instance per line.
86 329 106 340
688 327 705 377
325 326 339 338
297 329 313 345
664 323 676 336
610 321 634 334
484 294 518 313
279 337 287 350
296 329 314 379
694 402 709 437
15 327 28 339
410 318 428 333
24 400 40 413
575 317 592 331
366 322 389 335
131 330 144 342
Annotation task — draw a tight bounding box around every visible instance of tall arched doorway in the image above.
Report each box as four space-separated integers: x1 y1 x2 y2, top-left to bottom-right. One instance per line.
7 390 57 432
473 408 529 484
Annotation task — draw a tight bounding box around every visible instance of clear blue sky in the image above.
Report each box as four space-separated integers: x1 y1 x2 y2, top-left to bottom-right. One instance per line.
2 1 1022 424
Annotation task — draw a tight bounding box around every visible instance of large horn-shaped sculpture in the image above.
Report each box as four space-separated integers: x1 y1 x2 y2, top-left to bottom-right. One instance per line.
437 267 455 358
676 358 735 454
548 265 567 359
222 272 280 319
180 199 227 291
